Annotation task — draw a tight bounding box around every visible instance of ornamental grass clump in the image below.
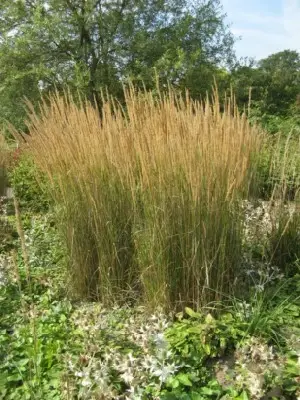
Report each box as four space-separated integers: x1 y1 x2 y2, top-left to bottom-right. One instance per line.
20 86 263 309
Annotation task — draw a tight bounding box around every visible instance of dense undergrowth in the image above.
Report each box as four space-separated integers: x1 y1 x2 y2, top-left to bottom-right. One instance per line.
0 87 300 398
0 213 299 399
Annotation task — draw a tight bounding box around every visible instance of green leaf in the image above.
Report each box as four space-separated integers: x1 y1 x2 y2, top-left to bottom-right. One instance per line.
169 378 180 389
204 314 215 324
18 358 30 366
177 373 193 386
203 343 211 355
60 314 67 322
191 392 204 400
234 390 249 400
7 374 22 382
220 337 227 349
185 307 201 319
187 326 202 334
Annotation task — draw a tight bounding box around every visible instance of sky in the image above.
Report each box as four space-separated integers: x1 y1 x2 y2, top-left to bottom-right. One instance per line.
221 0 300 61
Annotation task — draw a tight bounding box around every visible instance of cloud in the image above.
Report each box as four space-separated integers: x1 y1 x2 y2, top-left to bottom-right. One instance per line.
222 0 300 60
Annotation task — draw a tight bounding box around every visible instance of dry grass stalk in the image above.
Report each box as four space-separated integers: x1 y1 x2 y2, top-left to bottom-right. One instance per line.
20 86 263 310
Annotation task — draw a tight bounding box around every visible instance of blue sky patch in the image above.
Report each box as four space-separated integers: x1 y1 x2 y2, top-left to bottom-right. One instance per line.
222 0 300 60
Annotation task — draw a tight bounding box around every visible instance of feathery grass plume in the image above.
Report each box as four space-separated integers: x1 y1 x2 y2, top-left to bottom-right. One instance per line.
21 85 263 309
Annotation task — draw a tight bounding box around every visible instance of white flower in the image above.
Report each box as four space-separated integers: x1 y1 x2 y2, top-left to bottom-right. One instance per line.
140 354 155 371
121 370 135 384
68 360 75 371
81 377 92 387
126 386 144 400
151 363 177 382
127 352 136 364
255 284 265 292
153 333 168 350
246 269 254 276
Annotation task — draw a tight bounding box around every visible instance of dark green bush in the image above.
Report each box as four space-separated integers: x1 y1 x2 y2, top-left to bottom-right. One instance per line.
8 155 51 213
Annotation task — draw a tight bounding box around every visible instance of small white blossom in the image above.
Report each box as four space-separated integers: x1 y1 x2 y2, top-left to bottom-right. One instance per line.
255 284 265 292
153 333 168 350
127 352 136 364
151 363 177 382
81 377 92 387
121 370 135 384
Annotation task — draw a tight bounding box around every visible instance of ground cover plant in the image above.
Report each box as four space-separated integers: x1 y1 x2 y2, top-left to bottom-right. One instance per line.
0 85 299 399
0 220 299 399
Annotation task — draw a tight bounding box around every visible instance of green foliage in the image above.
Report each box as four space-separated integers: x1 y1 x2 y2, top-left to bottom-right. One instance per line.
232 279 300 347
0 0 235 129
8 155 51 213
0 213 69 399
252 113 300 136
157 310 245 399
135 173 244 309
0 215 17 254
258 50 300 116
166 309 244 366
1 223 299 400
232 50 300 125
269 206 300 276
0 295 74 400
281 351 300 395
255 133 300 200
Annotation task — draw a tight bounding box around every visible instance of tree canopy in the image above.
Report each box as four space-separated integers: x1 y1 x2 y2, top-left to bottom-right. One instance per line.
231 50 300 127
0 0 236 130
0 1 300 134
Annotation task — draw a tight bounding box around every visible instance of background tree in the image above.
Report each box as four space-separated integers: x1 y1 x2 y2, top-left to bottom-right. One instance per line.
231 50 300 119
0 0 236 131
258 50 300 116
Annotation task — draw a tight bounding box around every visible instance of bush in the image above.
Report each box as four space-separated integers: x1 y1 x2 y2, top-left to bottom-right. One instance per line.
8 155 51 213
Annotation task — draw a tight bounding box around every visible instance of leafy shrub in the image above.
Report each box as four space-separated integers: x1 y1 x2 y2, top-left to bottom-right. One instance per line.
8 155 51 213
281 351 300 397
0 287 74 400
0 213 69 399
